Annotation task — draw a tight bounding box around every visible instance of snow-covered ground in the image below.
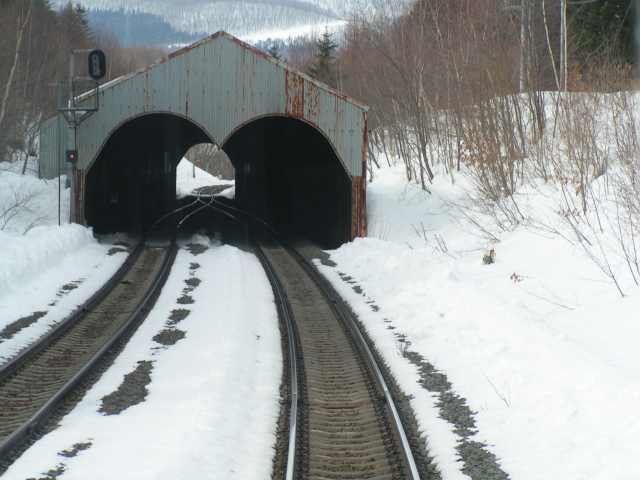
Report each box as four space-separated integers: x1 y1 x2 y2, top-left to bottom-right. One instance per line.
0 158 233 365
3 238 281 480
0 163 129 364
0 232 128 364
4 91 640 479
0 157 275 479
176 158 233 198
318 163 640 480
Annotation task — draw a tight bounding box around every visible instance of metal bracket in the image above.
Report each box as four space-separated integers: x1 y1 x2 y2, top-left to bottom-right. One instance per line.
59 84 99 128
58 49 102 128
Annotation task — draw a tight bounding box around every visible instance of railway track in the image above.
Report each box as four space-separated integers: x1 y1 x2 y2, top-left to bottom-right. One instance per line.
191 194 424 478
0 241 176 462
256 238 422 480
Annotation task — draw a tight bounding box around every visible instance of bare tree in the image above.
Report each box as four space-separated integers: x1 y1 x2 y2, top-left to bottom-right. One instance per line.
0 1 32 135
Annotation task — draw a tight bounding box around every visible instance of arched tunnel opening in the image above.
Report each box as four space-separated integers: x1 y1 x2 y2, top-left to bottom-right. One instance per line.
224 116 352 249
86 114 214 234
85 114 352 248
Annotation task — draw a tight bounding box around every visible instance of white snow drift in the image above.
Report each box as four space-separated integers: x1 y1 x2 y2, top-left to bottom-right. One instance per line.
319 163 640 480
4 241 281 480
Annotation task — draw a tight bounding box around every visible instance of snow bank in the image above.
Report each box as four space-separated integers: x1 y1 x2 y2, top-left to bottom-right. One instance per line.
0 163 127 360
320 163 640 480
217 185 235 199
0 232 127 363
4 242 281 480
0 165 103 298
0 224 96 298
0 168 70 234
176 158 233 198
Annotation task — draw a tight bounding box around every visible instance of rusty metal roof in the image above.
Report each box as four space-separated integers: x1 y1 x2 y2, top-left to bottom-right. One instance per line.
40 30 369 180
79 31 369 112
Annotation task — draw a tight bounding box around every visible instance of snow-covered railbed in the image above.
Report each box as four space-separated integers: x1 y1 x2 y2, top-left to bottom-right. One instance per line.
0 232 130 365
0 164 133 366
315 164 640 480
2 239 281 480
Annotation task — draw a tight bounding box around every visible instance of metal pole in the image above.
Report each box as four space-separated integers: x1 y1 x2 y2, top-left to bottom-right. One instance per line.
69 52 75 109
57 128 61 226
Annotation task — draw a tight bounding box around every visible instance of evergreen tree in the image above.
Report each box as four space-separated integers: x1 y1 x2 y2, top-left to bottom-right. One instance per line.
74 4 93 43
309 29 338 87
268 43 281 60
57 2 91 53
569 0 634 64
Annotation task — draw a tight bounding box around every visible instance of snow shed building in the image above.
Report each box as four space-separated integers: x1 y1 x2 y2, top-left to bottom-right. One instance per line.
39 31 368 248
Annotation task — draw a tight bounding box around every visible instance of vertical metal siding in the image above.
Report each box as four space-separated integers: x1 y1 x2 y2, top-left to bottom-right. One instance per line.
38 32 368 236
39 115 68 180
68 33 365 178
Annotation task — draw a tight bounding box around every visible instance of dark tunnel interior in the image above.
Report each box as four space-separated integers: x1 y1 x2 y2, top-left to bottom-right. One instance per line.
86 114 211 234
224 117 352 249
86 114 352 248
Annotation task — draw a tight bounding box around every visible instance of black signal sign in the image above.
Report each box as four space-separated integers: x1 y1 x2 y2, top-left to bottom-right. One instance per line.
88 49 106 80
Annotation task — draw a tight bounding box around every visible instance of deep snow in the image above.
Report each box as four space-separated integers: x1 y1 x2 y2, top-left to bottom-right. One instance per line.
0 157 230 364
3 110 639 479
175 158 233 198
1 159 277 479
0 163 129 365
318 163 640 480
0 234 128 365
3 239 281 480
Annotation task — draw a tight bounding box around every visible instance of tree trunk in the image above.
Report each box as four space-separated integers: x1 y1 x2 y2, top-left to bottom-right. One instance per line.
0 3 32 135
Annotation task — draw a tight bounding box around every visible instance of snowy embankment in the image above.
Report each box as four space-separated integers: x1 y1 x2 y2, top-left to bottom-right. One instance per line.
0 157 233 364
4 238 281 480
176 158 233 198
0 164 127 362
319 164 640 480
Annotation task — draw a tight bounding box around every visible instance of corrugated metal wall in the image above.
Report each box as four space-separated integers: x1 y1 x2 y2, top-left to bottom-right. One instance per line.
39 115 68 180
38 32 368 238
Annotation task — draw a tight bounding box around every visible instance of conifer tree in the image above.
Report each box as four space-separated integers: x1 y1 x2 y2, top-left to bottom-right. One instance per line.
268 43 281 60
569 0 634 64
309 29 338 87
74 4 93 43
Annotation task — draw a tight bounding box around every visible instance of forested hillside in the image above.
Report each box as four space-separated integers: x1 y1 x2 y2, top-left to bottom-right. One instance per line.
87 9 205 47
0 2 92 170
51 0 348 40
0 1 166 169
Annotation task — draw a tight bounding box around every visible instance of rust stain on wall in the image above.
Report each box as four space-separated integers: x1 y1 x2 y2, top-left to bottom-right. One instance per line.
285 71 305 118
43 32 369 243
360 114 369 237
351 176 367 239
305 82 320 125
72 168 86 225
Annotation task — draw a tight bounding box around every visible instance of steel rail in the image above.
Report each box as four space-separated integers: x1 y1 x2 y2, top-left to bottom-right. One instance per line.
196 199 299 480
287 246 422 480
253 243 300 480
205 198 422 479
0 242 177 461
0 240 144 385
148 198 203 232
176 195 216 230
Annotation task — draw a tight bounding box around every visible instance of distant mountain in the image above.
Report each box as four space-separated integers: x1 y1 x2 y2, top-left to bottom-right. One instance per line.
88 9 206 47
53 0 354 46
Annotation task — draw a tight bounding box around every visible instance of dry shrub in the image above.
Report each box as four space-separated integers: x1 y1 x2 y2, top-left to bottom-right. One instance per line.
554 93 609 214
609 91 640 286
